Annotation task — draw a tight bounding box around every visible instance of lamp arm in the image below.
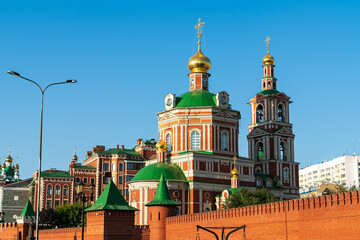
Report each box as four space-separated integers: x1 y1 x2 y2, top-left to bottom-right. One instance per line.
17 75 43 93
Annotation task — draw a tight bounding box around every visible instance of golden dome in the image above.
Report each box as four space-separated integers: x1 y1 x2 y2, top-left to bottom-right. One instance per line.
5 154 13 163
14 163 19 170
72 154 78 161
2 163 5 168
156 139 167 152
188 48 211 73
262 53 275 65
230 167 240 179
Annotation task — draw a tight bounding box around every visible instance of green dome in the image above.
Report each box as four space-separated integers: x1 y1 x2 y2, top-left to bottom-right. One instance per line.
131 162 188 182
259 89 280 95
5 166 14 177
175 90 217 108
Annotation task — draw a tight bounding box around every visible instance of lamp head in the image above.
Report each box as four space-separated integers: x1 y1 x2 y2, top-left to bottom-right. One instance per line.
76 181 85 195
66 79 77 83
7 71 20 76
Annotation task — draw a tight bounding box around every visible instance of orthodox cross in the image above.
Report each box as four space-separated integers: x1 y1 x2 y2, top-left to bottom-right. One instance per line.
265 36 271 53
195 18 205 43
233 155 237 166
74 146 77 155
8 144 11 155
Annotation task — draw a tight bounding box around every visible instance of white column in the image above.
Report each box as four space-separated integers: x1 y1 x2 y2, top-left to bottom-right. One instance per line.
180 125 184 151
202 125 206 151
207 124 210 150
199 188 203 213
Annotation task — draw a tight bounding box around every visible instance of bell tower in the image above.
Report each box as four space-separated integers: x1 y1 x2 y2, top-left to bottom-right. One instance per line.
247 37 299 199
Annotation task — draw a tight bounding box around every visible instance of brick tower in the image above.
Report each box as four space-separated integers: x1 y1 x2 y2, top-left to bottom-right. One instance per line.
146 174 179 240
247 37 299 199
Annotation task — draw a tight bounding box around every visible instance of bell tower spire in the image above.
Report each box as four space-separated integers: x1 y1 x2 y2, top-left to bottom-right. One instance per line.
261 36 277 91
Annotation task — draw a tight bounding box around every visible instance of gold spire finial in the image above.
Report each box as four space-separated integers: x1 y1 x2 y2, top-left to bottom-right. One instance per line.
230 156 240 179
195 18 205 48
265 36 271 54
75 146 77 154
233 155 237 166
72 146 78 162
8 144 11 155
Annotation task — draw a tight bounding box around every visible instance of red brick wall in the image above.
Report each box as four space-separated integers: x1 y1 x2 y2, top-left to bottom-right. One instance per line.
166 191 360 240
0 223 20 240
38 227 81 240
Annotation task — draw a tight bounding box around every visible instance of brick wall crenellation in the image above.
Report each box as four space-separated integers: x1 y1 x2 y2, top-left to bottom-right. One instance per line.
167 191 360 224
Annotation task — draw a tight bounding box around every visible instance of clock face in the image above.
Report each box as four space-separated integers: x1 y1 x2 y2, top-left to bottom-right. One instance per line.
166 97 172 106
220 96 227 104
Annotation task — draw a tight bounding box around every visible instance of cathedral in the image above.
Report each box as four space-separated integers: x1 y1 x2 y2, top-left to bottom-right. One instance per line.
27 19 299 226
127 19 299 225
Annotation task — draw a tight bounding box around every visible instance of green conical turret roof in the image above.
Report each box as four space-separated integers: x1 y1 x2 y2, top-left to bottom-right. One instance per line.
145 174 179 206
85 180 138 212
20 200 36 217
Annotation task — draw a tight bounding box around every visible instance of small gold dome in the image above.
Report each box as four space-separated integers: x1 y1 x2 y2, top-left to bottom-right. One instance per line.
263 53 275 65
14 163 19 170
188 48 211 73
6 154 13 163
2 163 5 168
230 167 240 179
156 139 167 152
72 154 78 161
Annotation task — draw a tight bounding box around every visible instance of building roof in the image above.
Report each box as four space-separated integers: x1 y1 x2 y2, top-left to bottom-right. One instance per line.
98 148 144 157
41 171 73 178
73 165 96 170
175 90 217 108
145 174 179 206
85 180 138 212
258 89 280 95
131 162 188 182
20 200 36 217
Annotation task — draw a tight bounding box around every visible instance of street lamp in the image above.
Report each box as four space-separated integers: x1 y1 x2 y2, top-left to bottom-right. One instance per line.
0 211 5 223
7 70 77 240
76 181 95 240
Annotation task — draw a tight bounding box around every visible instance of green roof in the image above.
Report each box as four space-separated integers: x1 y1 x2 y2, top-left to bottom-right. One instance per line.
131 162 188 182
73 165 96 170
41 171 73 178
5 166 14 177
258 89 280 95
20 200 36 217
175 90 217 108
98 148 143 157
178 150 212 155
145 174 179 206
85 180 138 212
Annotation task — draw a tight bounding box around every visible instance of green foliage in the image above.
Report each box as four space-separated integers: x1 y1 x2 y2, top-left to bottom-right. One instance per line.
224 188 275 209
39 202 92 229
327 184 358 194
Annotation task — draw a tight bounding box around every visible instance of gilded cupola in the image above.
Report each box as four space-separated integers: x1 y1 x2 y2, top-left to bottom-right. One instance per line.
156 139 167 152
262 36 275 65
6 154 13 163
187 18 211 73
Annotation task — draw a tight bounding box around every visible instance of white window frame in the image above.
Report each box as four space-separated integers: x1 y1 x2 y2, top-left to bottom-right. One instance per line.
221 131 229 151
190 130 201 150
166 132 172 151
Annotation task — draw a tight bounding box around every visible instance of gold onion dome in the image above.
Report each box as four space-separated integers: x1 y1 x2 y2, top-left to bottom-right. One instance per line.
6 154 13 163
230 167 240 179
2 163 5 168
72 154 78 161
156 139 167 152
263 53 275 65
14 163 19 170
188 48 211 73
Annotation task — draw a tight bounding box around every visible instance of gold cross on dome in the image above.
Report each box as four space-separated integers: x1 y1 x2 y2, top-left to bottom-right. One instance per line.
195 18 205 43
265 36 271 53
233 155 237 165
8 144 11 155
74 146 77 154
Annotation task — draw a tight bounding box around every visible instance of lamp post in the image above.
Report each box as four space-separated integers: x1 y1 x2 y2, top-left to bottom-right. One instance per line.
76 181 95 240
0 211 5 223
7 70 77 240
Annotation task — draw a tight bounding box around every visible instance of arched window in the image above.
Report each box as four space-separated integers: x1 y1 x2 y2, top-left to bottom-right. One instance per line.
257 142 263 161
283 168 289 179
47 185 53 195
166 133 172 151
221 132 228 151
190 131 200 150
280 143 285 161
266 179 272 187
63 186 69 196
55 185 61 196
263 82 265 88
256 105 263 123
278 105 284 122
267 81 271 88
256 178 262 187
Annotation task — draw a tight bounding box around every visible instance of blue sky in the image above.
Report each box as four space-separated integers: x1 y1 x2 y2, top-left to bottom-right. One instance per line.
0 0 360 178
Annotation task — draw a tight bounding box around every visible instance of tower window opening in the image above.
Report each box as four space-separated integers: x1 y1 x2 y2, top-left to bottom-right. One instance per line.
257 142 263 161
263 82 265 88
256 105 263 123
280 143 286 161
166 133 172 151
190 131 200 150
277 105 284 122
256 178 262 187
267 81 271 88
221 132 229 151
283 168 289 179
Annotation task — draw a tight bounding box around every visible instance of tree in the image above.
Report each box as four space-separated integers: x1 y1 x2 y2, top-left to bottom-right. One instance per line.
224 188 274 209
